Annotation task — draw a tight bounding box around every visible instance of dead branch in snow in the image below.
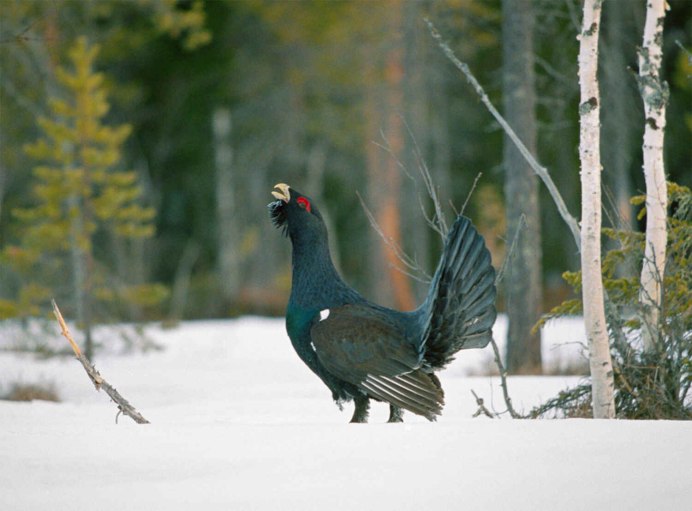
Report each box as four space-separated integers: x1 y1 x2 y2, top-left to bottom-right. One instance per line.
52 299 150 424
489 336 522 419
477 213 527 419
471 389 494 418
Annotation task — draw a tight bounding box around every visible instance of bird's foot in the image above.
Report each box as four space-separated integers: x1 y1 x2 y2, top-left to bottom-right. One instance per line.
387 404 404 423
350 395 370 423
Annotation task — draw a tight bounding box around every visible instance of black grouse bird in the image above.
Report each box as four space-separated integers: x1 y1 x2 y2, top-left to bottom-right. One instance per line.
269 183 497 422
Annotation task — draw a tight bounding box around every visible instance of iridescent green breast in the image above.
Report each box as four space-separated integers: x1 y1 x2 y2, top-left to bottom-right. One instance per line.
286 301 320 362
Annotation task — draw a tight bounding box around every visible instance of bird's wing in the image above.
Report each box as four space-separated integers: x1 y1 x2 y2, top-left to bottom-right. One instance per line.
311 303 444 419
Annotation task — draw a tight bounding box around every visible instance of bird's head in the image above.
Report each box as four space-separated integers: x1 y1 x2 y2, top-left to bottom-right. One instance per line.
268 183 326 241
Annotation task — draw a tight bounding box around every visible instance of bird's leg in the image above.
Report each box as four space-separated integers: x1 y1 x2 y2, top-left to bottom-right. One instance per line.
350 395 370 423
387 404 404 423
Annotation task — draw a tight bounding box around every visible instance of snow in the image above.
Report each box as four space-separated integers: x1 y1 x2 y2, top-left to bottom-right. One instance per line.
0 316 689 510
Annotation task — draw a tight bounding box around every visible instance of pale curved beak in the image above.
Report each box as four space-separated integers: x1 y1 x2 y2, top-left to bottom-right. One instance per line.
272 183 291 202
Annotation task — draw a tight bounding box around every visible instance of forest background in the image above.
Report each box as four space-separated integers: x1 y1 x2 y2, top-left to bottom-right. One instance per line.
0 0 690 366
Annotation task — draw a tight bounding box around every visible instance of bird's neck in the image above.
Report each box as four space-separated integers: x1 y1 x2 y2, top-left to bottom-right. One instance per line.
289 233 356 309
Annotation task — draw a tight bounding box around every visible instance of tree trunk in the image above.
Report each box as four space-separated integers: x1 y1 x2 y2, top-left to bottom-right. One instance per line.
402 0 430 301
578 0 615 419
502 0 543 374
213 107 239 311
306 141 341 274
602 2 636 230
0 161 5 224
637 0 668 353
365 0 416 311
68 193 94 360
168 239 200 322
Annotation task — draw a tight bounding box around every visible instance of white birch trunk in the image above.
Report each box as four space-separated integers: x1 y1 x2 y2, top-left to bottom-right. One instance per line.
213 107 239 306
638 0 669 352
578 0 615 419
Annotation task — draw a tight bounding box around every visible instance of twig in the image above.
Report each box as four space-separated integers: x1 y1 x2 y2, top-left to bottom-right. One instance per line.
460 172 483 218
374 125 448 240
494 213 527 287
471 389 495 418
356 191 431 281
467 212 527 419
489 337 523 419
52 299 150 424
425 18 581 251
401 117 449 236
674 40 691 64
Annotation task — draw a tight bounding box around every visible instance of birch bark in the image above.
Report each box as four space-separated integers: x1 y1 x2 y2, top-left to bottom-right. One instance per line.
578 0 615 419
638 0 669 352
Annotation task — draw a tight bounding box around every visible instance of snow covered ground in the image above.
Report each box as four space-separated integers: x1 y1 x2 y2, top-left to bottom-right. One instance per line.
0 316 689 510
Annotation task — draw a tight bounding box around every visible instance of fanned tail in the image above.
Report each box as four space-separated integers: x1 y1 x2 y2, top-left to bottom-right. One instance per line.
420 216 497 369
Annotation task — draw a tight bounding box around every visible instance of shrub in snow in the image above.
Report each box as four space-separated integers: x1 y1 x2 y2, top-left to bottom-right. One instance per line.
535 183 691 419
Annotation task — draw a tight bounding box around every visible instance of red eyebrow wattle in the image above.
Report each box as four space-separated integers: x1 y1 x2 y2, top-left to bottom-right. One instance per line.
297 197 311 213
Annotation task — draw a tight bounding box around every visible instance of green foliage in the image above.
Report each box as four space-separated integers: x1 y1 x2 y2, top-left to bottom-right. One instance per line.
147 0 212 51
536 183 692 419
2 37 165 322
17 37 155 246
0 282 51 320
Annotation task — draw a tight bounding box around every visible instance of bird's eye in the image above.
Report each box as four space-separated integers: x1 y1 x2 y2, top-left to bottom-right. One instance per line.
297 197 311 213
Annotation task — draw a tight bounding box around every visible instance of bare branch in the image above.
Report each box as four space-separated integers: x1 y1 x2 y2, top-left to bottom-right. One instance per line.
52 300 150 425
489 337 523 419
494 213 527 287
417 194 446 239
377 120 450 238
470 389 495 418
460 172 483 218
472 337 525 420
448 199 460 218
425 18 581 251
356 192 431 281
674 40 691 62
401 117 449 236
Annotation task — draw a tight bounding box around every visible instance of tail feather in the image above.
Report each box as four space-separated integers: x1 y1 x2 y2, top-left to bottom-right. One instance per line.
464 293 496 330
361 370 444 421
463 266 495 307
420 216 497 368
456 241 488 288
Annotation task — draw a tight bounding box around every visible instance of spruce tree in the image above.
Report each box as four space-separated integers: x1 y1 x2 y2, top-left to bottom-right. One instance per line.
2 37 163 358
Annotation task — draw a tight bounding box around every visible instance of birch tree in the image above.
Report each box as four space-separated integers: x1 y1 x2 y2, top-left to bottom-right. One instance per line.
578 0 615 419
637 0 669 352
